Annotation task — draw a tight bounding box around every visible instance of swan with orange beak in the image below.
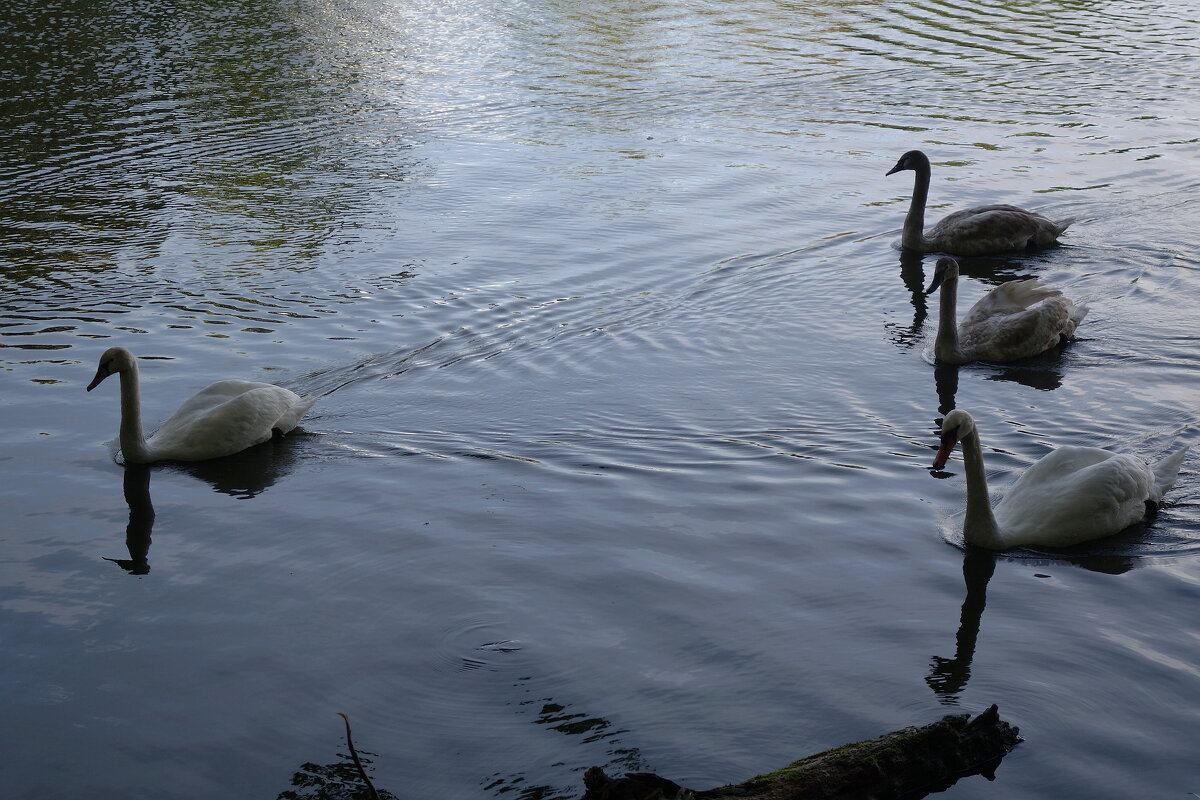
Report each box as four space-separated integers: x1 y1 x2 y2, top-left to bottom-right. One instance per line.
931 409 1186 550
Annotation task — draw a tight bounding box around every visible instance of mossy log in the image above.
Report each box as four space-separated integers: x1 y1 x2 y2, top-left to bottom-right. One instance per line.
581 705 1020 800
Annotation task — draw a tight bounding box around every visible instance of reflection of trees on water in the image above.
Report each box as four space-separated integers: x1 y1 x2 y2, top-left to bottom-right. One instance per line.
2 0 408 274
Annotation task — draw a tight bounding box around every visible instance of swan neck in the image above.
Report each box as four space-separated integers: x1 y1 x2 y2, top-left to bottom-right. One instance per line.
117 361 151 464
902 162 930 249
959 431 1003 548
934 275 961 361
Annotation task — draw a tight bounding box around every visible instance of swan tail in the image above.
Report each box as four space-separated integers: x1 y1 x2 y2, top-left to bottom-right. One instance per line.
274 395 318 434
1065 301 1090 336
1150 446 1188 503
1053 216 1076 236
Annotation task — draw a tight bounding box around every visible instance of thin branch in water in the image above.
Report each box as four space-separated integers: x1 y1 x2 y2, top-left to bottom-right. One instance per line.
337 713 381 800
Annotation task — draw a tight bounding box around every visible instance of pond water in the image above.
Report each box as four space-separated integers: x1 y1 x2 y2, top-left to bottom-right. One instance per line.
3 1 1200 798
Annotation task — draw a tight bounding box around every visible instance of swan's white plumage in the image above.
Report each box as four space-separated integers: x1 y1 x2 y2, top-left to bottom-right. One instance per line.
87 347 315 463
887 150 1074 256
933 410 1186 550
927 257 1087 364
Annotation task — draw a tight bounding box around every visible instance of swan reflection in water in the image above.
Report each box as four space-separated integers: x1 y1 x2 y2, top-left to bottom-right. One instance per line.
926 548 994 703
177 430 312 499
104 433 311 574
933 364 959 417
927 548 1136 704
930 358 1062 421
104 465 155 575
891 249 930 350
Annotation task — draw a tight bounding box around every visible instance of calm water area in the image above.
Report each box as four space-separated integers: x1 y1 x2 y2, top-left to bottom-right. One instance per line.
3 1 1200 798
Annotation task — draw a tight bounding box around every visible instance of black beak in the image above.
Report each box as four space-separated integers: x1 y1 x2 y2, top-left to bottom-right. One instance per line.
924 269 945 295
885 162 905 176
87 365 110 392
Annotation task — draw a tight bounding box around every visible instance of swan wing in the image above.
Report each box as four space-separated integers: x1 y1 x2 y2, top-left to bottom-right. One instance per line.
934 204 1042 227
928 205 1069 255
961 279 1061 325
995 448 1155 547
156 380 274 421
960 293 1078 362
148 382 308 461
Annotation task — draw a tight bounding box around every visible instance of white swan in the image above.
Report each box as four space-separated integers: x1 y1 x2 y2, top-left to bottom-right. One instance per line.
932 409 1187 550
925 257 1087 364
86 346 316 463
887 150 1075 256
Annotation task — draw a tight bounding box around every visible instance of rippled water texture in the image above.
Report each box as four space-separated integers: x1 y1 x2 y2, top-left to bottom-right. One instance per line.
3 1 1200 798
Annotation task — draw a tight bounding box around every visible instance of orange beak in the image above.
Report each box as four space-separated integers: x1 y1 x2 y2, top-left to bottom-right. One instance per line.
932 431 958 470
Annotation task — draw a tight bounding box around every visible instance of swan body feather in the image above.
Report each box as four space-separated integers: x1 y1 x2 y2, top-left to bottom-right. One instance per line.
887 150 1074 256
926 257 1087 364
87 347 315 463
933 409 1186 550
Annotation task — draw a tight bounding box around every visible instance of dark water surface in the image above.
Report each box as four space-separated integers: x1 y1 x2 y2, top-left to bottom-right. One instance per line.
3 1 1200 798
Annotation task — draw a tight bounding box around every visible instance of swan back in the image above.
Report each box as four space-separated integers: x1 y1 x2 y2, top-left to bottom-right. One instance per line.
959 289 1078 362
148 381 313 461
926 206 1073 256
994 448 1155 548
959 276 1064 326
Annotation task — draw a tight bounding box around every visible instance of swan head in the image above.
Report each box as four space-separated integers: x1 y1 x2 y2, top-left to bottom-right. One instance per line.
886 149 930 176
932 409 976 469
923 257 960 295
87 347 137 392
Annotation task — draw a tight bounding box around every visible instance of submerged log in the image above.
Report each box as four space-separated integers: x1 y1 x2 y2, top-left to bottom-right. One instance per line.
581 705 1020 800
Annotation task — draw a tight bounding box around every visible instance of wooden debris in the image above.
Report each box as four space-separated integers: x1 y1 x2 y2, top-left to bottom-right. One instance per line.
581 705 1020 800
